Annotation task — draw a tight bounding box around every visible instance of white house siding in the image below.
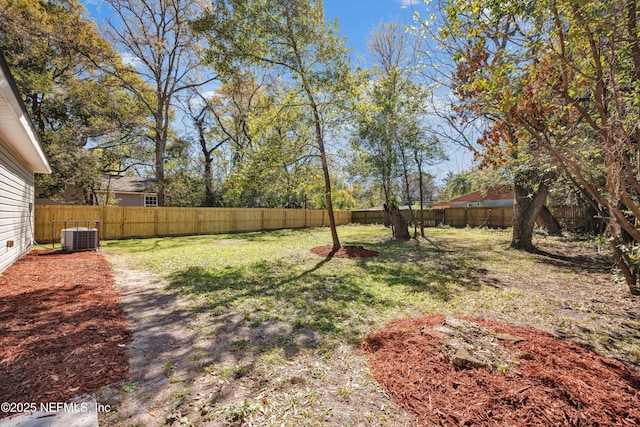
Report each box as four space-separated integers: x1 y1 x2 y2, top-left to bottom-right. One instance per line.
0 137 34 273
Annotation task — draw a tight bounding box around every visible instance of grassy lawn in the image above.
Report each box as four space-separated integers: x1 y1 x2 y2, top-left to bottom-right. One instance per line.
100 224 640 425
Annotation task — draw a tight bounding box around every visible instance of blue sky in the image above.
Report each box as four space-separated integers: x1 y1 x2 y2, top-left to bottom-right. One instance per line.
325 0 477 178
83 0 420 60
324 0 418 62
324 0 474 179
80 0 473 181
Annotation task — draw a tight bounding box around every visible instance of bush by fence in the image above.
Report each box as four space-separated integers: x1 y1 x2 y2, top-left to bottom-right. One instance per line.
35 205 352 244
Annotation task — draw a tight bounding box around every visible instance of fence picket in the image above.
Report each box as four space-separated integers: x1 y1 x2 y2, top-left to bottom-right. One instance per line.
34 205 352 243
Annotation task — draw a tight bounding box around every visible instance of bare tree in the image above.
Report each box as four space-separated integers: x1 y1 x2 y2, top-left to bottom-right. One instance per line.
103 0 217 206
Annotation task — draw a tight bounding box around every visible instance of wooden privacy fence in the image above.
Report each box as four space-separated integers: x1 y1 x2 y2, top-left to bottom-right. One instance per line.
35 205 352 244
351 206 591 229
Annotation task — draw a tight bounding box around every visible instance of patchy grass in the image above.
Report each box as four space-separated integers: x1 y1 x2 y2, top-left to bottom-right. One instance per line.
101 224 640 426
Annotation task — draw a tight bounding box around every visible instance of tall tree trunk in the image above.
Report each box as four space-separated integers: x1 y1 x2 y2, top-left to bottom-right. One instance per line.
155 134 166 207
290 34 342 250
319 140 340 250
203 158 215 207
194 116 216 207
312 107 340 250
399 148 417 238
155 98 167 207
414 151 426 237
302 87 340 250
31 93 45 133
536 205 562 235
511 178 551 251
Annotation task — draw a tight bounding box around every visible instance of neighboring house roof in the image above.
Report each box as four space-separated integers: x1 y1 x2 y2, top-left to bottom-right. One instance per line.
355 205 420 212
434 187 514 209
98 175 156 194
0 52 50 174
432 202 451 209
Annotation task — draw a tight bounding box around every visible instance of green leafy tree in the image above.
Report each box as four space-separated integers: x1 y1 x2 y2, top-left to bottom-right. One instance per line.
434 0 640 293
163 136 206 206
447 172 473 198
194 0 356 250
0 0 150 202
353 22 442 239
221 84 325 209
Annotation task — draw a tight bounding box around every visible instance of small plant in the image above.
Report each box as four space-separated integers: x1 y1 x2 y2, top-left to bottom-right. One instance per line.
166 412 192 427
231 338 252 351
189 352 205 362
496 363 510 374
163 360 175 378
122 382 137 394
337 385 353 401
216 363 252 379
260 348 286 365
224 400 256 424
175 388 188 399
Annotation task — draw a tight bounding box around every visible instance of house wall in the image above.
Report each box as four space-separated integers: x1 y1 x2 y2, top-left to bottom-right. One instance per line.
116 193 145 207
0 137 34 273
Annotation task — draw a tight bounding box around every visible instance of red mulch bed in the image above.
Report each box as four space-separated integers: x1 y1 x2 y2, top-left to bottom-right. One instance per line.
311 245 379 258
363 315 640 426
0 251 130 416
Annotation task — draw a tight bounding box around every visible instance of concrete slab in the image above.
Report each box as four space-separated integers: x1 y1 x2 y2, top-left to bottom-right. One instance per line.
0 394 98 427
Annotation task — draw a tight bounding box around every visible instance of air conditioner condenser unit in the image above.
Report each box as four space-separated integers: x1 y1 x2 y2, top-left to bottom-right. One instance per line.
61 227 99 251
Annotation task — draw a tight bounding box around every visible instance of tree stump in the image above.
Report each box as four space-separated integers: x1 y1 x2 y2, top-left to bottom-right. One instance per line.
420 317 525 371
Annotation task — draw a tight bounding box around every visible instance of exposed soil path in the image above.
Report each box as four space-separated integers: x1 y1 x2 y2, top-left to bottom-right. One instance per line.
98 254 203 425
99 253 417 426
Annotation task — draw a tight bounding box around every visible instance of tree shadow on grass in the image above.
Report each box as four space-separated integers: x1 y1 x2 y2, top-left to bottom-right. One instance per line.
348 237 506 299
166 251 439 367
530 247 612 273
164 235 503 367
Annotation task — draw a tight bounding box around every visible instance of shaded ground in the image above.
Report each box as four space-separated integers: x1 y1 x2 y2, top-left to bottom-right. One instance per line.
98 253 416 426
0 251 130 415
363 315 640 426
96 227 640 425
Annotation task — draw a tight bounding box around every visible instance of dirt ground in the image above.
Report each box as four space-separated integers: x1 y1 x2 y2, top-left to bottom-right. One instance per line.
310 244 379 258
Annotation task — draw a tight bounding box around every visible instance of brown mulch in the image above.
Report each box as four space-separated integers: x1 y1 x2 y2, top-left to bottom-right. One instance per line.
0 250 130 415
363 315 640 426
311 245 379 258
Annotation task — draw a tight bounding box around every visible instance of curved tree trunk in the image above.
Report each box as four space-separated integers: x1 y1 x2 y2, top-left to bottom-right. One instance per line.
610 224 640 295
385 204 411 240
536 205 562 235
511 180 551 251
